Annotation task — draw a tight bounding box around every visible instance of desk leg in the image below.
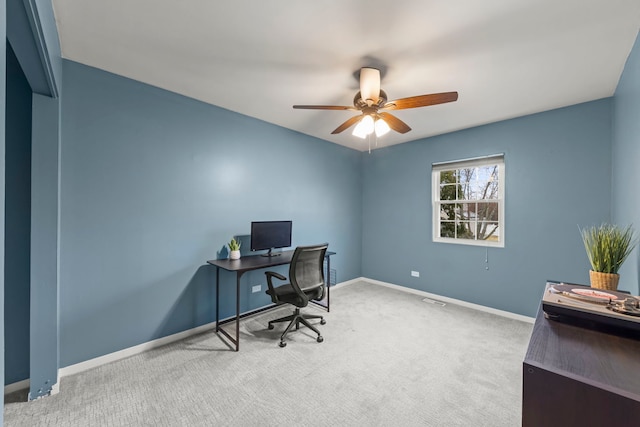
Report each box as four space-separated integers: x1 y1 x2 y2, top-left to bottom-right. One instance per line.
235 272 241 351
214 268 241 351
215 267 220 332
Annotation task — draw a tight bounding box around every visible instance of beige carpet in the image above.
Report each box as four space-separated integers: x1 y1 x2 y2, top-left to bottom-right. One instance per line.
4 281 532 426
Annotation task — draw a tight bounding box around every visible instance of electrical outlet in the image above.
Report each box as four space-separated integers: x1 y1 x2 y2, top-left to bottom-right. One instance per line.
252 285 261 293
411 271 420 277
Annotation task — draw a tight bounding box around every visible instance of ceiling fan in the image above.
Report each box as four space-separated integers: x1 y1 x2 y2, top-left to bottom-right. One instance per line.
293 67 458 139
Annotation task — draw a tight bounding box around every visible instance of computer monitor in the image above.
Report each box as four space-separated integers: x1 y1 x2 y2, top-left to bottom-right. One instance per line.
250 221 292 257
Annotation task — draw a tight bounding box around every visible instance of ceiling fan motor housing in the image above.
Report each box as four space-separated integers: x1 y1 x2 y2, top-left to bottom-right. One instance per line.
353 90 387 110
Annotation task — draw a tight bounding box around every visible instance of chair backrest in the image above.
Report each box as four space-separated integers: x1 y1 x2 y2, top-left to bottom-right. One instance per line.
289 243 329 302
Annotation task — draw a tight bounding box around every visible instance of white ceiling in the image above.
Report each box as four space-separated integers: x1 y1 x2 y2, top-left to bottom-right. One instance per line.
52 0 640 151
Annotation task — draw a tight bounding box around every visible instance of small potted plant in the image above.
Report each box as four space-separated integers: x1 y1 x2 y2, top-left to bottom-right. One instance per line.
580 223 638 290
228 237 241 260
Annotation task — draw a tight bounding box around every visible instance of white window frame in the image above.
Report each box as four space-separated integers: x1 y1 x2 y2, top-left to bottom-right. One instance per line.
432 154 505 247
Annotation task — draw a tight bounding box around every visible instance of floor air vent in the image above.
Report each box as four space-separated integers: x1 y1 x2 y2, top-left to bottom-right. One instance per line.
422 297 446 306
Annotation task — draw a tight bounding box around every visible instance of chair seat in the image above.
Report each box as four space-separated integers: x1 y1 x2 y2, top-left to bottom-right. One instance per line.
267 283 310 306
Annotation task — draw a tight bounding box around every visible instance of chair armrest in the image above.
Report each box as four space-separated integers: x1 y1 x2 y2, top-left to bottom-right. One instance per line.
265 271 287 282
265 271 287 303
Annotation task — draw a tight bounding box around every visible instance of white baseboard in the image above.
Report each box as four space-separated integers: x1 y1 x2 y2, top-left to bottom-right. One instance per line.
362 277 535 324
331 277 361 288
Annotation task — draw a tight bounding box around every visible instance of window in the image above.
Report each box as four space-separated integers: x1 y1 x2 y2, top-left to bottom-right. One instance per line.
432 154 504 247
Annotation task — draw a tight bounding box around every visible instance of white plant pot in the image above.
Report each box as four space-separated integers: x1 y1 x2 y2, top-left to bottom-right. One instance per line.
230 250 241 260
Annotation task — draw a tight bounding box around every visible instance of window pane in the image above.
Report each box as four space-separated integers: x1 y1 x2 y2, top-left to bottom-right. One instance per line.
456 221 476 240
470 180 497 200
439 170 457 184
439 203 456 220
483 180 499 200
455 203 473 220
440 222 456 238
477 165 498 182
459 168 475 184
477 202 499 221
440 184 457 201
458 184 470 200
478 222 500 241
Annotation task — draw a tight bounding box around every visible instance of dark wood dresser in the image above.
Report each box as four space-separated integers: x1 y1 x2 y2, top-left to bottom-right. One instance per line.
522 291 640 426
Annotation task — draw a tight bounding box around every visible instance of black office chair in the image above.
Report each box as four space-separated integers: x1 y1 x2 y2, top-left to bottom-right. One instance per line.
264 243 328 347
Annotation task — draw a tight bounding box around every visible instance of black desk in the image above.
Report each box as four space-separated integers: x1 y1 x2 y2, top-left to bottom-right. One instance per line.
207 250 335 351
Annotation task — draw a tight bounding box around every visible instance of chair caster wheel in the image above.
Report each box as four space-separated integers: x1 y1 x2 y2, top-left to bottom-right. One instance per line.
320 319 326 325
279 341 286 348
317 336 324 343
268 324 274 330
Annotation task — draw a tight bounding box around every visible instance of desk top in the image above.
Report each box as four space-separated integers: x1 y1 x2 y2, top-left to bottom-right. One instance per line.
207 250 335 273
208 250 294 273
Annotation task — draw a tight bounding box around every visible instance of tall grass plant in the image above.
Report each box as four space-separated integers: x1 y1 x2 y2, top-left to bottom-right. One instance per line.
580 224 638 274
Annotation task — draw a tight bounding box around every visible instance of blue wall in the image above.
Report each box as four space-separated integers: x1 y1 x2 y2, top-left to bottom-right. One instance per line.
362 99 612 317
612 31 640 295
59 60 362 366
4 41 31 385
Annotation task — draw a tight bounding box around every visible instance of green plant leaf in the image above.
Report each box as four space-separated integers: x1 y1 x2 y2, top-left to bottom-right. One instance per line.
579 224 638 274
228 237 241 251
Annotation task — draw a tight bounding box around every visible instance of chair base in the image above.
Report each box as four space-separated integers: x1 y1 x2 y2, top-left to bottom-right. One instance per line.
268 307 326 347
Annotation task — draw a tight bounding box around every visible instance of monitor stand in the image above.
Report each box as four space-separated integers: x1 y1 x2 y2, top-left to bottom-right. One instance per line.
261 248 281 257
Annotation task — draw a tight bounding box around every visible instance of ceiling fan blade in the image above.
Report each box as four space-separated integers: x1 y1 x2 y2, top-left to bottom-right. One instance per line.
360 67 380 104
331 115 363 134
383 91 458 110
293 105 356 110
379 112 411 134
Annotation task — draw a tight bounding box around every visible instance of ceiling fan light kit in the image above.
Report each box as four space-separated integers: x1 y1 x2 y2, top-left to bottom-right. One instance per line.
352 115 390 139
293 66 459 148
